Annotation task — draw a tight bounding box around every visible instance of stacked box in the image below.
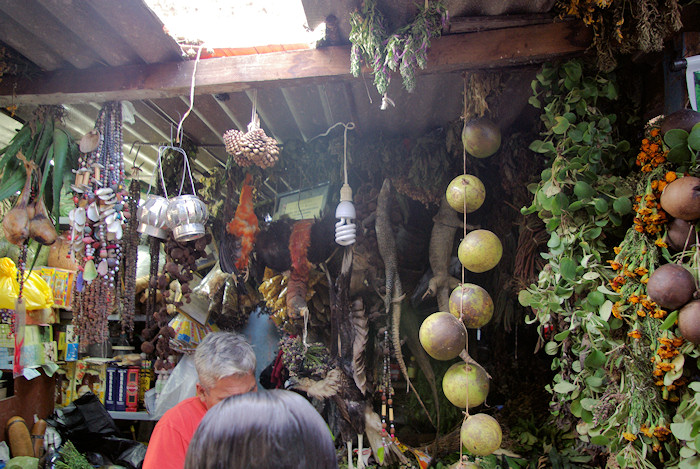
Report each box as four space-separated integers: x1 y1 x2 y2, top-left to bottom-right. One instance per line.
138 360 154 410
125 366 140 412
55 361 76 407
73 358 113 403
115 367 127 411
52 269 75 309
105 366 117 411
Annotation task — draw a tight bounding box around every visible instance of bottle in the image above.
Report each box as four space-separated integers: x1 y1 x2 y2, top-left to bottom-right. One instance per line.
42 432 60 469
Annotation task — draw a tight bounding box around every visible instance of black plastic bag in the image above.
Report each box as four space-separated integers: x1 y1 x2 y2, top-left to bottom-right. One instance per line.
46 392 146 469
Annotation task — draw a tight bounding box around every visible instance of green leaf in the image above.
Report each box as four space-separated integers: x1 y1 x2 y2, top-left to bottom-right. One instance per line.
665 128 689 148
613 197 632 215
560 257 577 281
553 381 577 394
518 290 532 307
660 310 679 330
584 349 606 368
546 217 561 231
573 180 595 200
553 116 571 134
668 144 692 164
52 129 70 222
688 126 700 151
528 96 541 108
586 376 603 388
593 198 608 213
530 139 555 154
672 422 695 441
580 398 598 411
0 168 26 201
582 271 600 280
587 291 605 306
600 300 613 321
547 232 561 249
616 140 631 152
554 330 570 341
590 435 609 446
563 61 582 83
545 341 559 355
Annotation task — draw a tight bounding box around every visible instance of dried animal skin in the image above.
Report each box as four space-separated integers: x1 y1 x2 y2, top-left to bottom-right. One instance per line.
2 154 35 245
351 297 368 395
28 194 57 245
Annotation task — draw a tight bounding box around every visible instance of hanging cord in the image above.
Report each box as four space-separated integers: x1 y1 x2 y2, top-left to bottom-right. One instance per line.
176 46 204 144
459 74 470 464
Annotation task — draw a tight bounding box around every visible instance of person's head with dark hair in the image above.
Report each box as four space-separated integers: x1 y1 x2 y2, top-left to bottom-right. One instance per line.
185 389 338 469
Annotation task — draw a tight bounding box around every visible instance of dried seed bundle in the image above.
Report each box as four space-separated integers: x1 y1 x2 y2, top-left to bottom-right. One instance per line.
223 126 280 169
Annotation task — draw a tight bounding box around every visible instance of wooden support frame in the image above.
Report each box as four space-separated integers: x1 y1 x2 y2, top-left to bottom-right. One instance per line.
0 20 591 106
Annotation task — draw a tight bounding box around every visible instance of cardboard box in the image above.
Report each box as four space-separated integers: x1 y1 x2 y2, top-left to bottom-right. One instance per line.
55 361 76 407
52 269 76 309
115 367 127 411
74 357 113 404
105 366 117 411
138 361 154 410
65 325 79 361
125 366 140 412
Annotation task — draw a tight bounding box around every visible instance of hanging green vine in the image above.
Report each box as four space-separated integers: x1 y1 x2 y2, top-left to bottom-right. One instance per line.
349 0 447 95
520 59 700 468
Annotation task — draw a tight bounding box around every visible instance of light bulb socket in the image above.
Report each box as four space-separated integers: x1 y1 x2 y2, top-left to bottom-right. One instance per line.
339 183 353 202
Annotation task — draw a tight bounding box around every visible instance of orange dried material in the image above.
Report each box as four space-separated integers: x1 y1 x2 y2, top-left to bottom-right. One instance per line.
622 432 637 441
654 238 667 248
640 425 654 438
634 267 648 276
665 172 677 182
226 173 260 271
655 362 674 372
653 426 671 440
608 260 623 270
627 330 642 339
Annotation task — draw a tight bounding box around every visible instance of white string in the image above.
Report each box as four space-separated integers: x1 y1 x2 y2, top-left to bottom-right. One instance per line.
176 46 203 144
306 121 356 184
250 89 258 126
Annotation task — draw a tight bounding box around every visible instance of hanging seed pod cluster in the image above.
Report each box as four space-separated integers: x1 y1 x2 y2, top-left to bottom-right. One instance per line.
68 102 128 346
223 91 279 168
223 125 279 168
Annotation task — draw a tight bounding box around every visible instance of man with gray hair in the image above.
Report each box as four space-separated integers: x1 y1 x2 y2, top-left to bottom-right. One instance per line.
143 331 257 469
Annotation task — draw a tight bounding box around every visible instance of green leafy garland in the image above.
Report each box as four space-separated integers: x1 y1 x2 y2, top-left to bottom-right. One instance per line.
521 59 700 468
349 0 447 95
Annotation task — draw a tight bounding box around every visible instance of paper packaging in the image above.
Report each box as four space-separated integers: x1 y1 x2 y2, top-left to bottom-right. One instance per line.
139 360 154 410
65 325 79 361
105 366 117 411
115 367 127 411
55 361 76 407
74 358 113 404
126 366 140 412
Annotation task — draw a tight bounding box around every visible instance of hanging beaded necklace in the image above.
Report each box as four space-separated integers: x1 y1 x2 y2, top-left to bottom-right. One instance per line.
379 330 396 446
70 102 127 347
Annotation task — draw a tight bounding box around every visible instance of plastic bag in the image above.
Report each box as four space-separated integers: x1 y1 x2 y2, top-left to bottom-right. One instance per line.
0 258 53 310
152 354 197 419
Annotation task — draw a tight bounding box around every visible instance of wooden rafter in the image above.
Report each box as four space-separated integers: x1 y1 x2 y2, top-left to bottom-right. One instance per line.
0 20 591 106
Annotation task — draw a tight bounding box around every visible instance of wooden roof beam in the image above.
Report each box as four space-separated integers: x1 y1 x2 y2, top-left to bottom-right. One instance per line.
0 20 590 106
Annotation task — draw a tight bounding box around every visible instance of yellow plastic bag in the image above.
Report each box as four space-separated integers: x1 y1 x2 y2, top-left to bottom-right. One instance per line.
0 258 54 310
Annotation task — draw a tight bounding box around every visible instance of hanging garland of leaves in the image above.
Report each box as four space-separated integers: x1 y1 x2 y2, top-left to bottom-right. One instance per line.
520 59 700 467
556 0 682 72
349 0 448 95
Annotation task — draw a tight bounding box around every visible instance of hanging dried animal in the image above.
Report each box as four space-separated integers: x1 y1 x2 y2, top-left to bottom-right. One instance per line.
224 174 259 274
287 219 314 320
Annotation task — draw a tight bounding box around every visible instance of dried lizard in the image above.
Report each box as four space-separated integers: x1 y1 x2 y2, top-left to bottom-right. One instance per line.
376 178 434 426
422 195 463 312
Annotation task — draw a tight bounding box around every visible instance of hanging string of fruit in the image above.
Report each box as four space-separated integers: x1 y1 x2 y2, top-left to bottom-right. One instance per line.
223 90 279 169
69 102 127 347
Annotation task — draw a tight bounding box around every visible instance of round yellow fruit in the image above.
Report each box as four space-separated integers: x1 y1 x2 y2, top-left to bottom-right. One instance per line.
446 174 486 213
458 230 502 273
442 361 490 408
460 413 502 456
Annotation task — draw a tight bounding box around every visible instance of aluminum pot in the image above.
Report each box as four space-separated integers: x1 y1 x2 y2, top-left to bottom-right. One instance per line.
165 194 209 242
137 194 170 239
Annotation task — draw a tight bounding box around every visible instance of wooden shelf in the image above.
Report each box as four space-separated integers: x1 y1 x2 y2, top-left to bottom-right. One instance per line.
108 410 156 421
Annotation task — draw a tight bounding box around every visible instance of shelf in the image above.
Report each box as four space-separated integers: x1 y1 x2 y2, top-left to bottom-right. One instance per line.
108 410 156 421
107 315 147 322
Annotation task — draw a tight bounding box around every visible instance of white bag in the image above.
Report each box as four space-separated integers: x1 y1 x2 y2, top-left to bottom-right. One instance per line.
152 355 198 419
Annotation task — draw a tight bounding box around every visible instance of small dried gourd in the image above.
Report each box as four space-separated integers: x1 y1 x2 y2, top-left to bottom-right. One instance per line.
28 193 57 246
2 152 35 245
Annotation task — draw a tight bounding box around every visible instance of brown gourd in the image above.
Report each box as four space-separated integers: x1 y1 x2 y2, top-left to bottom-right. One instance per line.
6 416 33 457
2 153 35 245
28 192 57 246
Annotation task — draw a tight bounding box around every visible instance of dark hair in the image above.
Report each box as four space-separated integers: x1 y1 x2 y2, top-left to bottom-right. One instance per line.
185 389 338 469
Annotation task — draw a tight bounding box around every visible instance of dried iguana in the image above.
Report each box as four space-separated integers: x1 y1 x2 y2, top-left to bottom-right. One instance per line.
375 178 433 427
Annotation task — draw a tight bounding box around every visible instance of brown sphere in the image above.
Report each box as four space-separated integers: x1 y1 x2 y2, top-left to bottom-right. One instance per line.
678 300 700 345
647 263 697 311
660 109 700 135
666 218 697 251
661 177 700 221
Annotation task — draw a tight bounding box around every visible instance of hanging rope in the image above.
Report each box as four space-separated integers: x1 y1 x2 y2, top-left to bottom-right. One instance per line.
176 46 204 144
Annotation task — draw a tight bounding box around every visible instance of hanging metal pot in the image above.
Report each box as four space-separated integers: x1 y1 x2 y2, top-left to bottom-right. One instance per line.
166 194 208 241
161 146 208 242
137 194 170 239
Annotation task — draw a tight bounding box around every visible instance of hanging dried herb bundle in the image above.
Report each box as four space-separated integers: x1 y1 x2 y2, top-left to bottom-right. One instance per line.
119 176 141 336
556 0 682 71
350 0 448 94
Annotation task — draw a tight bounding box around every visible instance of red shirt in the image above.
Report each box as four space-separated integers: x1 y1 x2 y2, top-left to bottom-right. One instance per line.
143 396 207 469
